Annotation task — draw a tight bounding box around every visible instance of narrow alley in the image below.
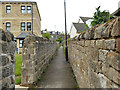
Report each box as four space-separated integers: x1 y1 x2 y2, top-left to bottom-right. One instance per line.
37 46 77 88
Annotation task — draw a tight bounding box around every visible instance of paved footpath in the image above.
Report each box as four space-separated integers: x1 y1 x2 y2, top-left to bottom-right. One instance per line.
37 46 77 88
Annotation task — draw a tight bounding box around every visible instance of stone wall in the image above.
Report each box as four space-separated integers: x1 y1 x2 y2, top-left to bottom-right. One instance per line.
21 35 57 86
68 17 120 88
0 29 16 89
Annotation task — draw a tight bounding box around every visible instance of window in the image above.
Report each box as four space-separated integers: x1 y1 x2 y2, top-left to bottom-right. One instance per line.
19 39 24 48
21 22 25 31
21 6 25 13
6 5 11 13
6 22 11 31
27 22 31 31
27 6 31 13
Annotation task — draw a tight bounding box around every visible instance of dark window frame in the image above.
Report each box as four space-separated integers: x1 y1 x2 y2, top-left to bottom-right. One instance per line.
6 22 11 31
27 6 31 13
27 22 31 31
21 22 25 31
21 6 25 13
6 5 11 13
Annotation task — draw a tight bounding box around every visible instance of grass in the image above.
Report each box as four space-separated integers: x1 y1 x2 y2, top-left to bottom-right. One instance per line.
15 54 22 84
15 54 22 76
15 76 21 84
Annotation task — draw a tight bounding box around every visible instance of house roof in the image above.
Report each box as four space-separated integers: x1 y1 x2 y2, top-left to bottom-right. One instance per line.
111 8 120 16
80 16 92 23
73 23 88 33
16 32 32 39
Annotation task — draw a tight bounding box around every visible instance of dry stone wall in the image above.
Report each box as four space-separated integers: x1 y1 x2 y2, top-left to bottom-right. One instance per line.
21 35 57 86
68 17 120 88
0 29 16 89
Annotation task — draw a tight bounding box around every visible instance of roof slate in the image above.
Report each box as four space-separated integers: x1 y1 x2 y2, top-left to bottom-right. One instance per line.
111 8 120 16
73 23 88 33
80 16 92 23
16 32 32 39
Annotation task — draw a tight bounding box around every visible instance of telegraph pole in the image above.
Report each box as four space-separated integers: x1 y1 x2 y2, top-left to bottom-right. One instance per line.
64 0 68 61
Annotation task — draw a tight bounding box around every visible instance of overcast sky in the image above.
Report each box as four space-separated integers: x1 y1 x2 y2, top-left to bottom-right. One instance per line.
2 0 120 33
36 0 120 33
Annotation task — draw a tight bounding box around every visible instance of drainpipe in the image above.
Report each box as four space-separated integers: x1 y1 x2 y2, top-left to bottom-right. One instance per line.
0 1 2 28
32 3 33 34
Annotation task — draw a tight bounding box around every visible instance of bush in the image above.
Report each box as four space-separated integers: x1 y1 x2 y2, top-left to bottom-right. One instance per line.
42 33 51 39
19 52 22 54
56 37 63 43
91 6 111 27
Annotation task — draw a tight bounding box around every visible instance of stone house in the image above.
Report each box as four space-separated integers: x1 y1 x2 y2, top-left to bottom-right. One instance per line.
0 1 41 53
69 16 92 38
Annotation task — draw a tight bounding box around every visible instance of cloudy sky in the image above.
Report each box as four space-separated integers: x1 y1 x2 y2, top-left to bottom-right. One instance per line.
36 0 120 33
2 0 120 33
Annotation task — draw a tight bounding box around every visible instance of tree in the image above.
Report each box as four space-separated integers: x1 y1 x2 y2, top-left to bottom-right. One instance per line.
56 37 63 43
91 6 111 27
45 29 47 31
42 33 51 40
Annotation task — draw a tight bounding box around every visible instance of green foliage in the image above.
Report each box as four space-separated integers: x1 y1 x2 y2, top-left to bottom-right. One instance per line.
91 6 111 27
51 45 60 60
76 83 80 90
15 54 22 76
43 67 46 73
19 52 22 54
15 76 21 84
67 38 70 45
56 37 63 43
56 45 60 51
29 88 36 90
69 64 79 89
69 65 72 70
42 33 51 39
38 75 42 81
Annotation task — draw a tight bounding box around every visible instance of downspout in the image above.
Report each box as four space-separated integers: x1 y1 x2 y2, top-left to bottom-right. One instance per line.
32 3 33 34
0 1 2 29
